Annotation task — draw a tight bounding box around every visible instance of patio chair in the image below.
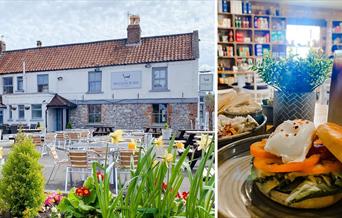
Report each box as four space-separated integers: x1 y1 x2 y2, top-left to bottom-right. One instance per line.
65 132 80 145
47 146 69 184
31 135 44 153
80 131 90 143
65 151 92 192
56 132 67 149
43 133 56 156
116 149 139 193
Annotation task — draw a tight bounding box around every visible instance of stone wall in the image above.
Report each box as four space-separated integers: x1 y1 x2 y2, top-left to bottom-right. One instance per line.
69 103 197 130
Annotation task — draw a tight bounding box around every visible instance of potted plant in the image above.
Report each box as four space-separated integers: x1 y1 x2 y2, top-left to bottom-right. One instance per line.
161 123 172 140
251 50 332 127
66 121 73 129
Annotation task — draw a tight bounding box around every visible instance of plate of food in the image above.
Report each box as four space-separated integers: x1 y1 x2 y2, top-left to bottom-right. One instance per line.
218 120 342 218
218 114 267 148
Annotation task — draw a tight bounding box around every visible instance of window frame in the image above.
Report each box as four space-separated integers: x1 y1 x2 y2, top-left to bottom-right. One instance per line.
37 74 49 93
17 76 24 92
3 77 13 94
88 71 102 93
88 104 101 124
18 105 25 120
151 67 168 91
31 104 42 120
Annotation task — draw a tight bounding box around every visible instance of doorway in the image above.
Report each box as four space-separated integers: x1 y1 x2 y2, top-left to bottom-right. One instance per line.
55 108 63 131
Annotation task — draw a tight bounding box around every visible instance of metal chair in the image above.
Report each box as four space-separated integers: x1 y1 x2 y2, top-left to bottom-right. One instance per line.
65 132 80 145
31 135 44 153
56 132 67 149
116 149 139 193
65 151 92 192
47 146 68 184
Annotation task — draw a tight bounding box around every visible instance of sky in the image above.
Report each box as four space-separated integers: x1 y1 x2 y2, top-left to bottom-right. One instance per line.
0 0 215 71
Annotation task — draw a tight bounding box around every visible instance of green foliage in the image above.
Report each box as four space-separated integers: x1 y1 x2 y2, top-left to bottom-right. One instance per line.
58 176 103 217
66 121 73 129
250 50 332 93
0 133 45 217
36 122 40 128
58 136 215 217
163 123 169 129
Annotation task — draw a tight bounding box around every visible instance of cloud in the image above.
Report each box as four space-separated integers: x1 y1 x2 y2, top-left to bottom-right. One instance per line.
0 0 215 70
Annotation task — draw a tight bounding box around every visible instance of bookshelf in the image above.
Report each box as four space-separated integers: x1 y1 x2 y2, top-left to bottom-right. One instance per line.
217 0 287 76
331 20 342 54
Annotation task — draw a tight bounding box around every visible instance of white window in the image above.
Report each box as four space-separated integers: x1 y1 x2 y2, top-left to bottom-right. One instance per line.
18 105 25 120
152 67 168 91
31 104 42 119
17 76 23 91
3 77 13 94
37 74 49 92
88 105 101 123
88 71 102 93
286 25 321 57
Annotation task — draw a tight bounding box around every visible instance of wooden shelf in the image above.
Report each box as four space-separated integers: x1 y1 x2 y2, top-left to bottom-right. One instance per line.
218 56 235 59
332 32 342 34
218 41 235 44
235 42 253 45
218 27 234 30
254 28 271 31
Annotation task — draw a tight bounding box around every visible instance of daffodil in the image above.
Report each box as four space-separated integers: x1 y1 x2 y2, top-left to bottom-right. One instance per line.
197 134 212 152
163 152 174 167
110 129 123 144
175 142 184 152
128 139 137 150
154 136 164 148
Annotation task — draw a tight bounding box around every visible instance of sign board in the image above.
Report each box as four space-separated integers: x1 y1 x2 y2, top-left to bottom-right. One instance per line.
199 74 213 91
111 71 142 89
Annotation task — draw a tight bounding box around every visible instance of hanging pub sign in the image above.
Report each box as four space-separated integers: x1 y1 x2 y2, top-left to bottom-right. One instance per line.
199 73 213 91
111 71 142 89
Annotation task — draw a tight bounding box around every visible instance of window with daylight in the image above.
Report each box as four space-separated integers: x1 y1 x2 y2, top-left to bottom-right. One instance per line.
31 104 42 119
17 76 23 92
3 77 13 94
152 103 167 124
88 71 102 93
152 67 168 91
37 74 49 92
18 105 25 120
88 104 101 123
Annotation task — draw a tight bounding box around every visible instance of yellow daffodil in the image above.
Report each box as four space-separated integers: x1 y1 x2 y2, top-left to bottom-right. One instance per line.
197 134 212 152
110 129 123 144
127 139 137 150
0 147 3 159
163 152 174 167
175 142 184 150
154 136 164 148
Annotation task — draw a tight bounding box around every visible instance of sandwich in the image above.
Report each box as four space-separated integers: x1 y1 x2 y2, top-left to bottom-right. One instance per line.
249 120 342 208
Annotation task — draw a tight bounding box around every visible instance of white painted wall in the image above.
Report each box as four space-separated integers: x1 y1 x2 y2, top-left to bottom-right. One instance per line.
0 59 199 129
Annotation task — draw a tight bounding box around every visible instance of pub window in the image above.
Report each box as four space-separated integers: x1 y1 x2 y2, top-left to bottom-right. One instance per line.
3 77 13 94
17 76 23 91
18 105 25 120
37 74 49 92
152 67 168 91
88 104 101 123
88 71 102 93
31 104 42 119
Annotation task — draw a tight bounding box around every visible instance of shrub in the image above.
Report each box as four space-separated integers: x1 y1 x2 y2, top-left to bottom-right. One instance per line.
0 133 45 217
66 121 73 129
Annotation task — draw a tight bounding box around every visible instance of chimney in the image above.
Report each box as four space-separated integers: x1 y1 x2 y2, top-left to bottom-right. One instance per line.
0 36 6 53
37 40 42 47
126 15 141 45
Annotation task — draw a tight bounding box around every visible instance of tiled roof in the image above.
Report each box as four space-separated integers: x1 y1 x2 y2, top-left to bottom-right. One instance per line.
0 31 199 75
47 94 77 108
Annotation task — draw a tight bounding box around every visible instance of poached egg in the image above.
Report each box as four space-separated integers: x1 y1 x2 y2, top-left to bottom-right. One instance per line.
264 120 316 163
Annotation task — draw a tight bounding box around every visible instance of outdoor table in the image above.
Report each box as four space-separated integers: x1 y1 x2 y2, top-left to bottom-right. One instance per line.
93 126 114 136
21 129 42 133
185 130 215 135
0 140 14 148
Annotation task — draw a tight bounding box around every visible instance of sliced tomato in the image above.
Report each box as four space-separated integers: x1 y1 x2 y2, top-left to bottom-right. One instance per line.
302 160 342 174
253 154 320 173
250 139 278 159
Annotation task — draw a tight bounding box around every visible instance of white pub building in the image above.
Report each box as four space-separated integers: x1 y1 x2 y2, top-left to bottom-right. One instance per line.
0 16 200 132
